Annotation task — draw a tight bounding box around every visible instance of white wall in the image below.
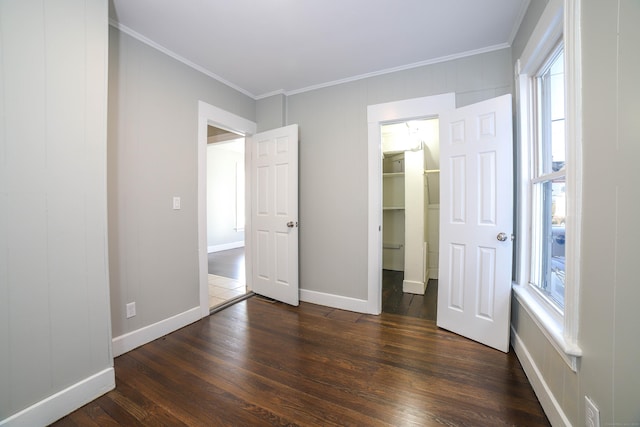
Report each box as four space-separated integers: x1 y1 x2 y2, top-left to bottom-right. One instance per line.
510 0 640 425
0 0 113 424
207 141 245 251
285 48 513 301
108 27 255 341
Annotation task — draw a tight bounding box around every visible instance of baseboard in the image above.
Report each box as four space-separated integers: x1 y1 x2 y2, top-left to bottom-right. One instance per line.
403 279 426 295
112 306 202 357
299 288 370 313
208 241 244 253
510 326 572 427
0 367 115 427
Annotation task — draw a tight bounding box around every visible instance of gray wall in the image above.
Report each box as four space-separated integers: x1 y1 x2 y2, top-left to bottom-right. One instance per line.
511 0 550 64
510 0 640 424
0 0 112 420
256 94 286 132
285 49 513 300
108 28 255 338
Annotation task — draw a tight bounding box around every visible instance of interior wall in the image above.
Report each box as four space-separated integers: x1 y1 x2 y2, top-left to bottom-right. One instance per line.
286 48 513 301
510 0 640 425
207 142 245 250
256 94 286 132
511 0 550 63
0 0 113 422
108 27 255 339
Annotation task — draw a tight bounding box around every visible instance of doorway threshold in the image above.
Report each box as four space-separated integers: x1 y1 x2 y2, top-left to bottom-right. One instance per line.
209 292 255 315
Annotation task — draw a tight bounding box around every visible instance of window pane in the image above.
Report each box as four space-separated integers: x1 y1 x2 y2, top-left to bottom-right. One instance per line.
539 50 566 174
550 51 564 120
533 178 566 309
551 119 565 171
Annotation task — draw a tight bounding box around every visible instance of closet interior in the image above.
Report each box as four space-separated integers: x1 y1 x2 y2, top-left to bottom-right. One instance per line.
381 118 440 294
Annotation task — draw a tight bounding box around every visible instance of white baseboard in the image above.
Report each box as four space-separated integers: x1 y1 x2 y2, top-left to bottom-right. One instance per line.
208 241 244 253
112 306 202 357
510 326 572 427
0 367 115 427
403 279 426 294
300 288 370 313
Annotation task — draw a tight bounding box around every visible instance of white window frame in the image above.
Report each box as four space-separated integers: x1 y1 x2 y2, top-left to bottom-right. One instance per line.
530 42 565 309
513 0 582 371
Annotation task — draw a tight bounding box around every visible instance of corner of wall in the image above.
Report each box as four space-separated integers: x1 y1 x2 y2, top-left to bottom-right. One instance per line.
0 369 115 427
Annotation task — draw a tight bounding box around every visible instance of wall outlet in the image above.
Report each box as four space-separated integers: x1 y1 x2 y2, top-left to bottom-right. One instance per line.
172 196 181 210
126 302 136 319
585 396 600 427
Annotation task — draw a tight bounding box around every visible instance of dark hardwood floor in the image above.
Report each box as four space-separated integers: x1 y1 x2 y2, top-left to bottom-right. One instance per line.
210 252 435 320
52 298 549 427
382 269 438 320
208 247 245 280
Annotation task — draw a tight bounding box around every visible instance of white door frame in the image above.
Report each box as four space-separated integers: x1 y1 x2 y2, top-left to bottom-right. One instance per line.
197 101 257 317
366 93 456 314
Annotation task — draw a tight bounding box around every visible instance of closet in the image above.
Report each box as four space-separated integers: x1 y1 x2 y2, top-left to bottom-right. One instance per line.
381 119 440 294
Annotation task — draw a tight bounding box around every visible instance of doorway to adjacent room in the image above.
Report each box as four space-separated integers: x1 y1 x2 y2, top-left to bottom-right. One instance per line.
206 126 247 309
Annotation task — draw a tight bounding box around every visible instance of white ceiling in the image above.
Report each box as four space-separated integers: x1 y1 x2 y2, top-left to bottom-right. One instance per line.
109 0 529 99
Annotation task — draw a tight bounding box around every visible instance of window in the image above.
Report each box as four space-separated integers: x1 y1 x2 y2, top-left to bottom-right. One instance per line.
531 46 566 310
513 0 582 371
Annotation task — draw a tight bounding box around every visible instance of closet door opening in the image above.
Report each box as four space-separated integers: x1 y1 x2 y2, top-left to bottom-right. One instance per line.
380 118 440 320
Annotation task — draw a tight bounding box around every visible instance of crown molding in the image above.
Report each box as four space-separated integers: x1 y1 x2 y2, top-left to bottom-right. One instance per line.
109 19 257 99
283 43 511 97
110 19 513 101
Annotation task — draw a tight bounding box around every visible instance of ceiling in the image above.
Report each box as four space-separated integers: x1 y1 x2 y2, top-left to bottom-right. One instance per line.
109 0 529 99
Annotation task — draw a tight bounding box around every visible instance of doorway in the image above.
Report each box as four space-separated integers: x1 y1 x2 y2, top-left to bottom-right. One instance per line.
366 93 455 315
198 101 300 315
380 118 440 320
206 126 248 309
197 101 257 318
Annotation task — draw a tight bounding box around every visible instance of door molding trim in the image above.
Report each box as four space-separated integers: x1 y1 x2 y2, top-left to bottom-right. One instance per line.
198 101 256 317
366 93 456 314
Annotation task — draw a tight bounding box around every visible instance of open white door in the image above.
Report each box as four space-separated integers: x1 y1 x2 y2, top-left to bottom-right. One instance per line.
437 95 513 352
250 124 299 306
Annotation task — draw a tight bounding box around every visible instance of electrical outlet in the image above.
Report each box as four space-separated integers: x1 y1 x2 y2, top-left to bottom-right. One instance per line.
126 302 136 319
172 196 181 210
585 396 600 427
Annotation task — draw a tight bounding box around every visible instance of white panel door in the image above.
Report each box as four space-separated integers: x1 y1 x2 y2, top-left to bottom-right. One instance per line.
437 95 513 352
250 125 299 306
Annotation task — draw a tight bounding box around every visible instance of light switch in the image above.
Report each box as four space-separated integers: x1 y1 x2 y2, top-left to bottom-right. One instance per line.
173 196 181 210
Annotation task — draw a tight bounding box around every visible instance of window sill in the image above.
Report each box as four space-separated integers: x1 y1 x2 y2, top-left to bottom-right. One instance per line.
512 283 582 372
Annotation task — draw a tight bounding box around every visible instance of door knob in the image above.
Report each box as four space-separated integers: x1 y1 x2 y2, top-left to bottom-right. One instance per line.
497 232 508 242
287 221 297 228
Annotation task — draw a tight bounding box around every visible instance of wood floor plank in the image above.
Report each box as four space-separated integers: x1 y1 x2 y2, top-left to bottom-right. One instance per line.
52 298 549 426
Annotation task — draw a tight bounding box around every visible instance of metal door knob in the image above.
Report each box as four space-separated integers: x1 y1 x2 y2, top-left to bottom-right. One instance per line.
287 221 296 228
497 232 508 241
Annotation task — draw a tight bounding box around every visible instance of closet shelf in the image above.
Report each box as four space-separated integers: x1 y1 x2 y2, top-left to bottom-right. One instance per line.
383 206 405 210
383 172 405 177
424 169 440 174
